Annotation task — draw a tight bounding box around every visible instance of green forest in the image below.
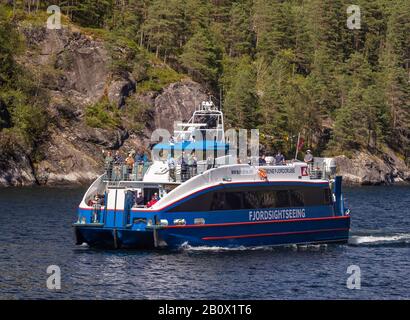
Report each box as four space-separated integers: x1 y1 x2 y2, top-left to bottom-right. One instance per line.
0 0 409 161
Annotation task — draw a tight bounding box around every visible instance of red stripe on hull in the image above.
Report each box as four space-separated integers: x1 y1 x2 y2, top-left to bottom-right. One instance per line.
165 215 350 229
202 227 349 241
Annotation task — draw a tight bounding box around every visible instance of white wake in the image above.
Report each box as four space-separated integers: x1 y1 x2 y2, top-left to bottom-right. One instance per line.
349 232 410 246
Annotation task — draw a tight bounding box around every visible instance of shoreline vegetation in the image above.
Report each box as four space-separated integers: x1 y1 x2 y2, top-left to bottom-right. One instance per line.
0 1 409 187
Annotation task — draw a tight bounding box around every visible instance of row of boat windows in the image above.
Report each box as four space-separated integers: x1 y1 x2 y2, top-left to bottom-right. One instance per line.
168 187 333 212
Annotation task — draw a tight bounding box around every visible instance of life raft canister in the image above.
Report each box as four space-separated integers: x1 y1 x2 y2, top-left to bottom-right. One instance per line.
258 168 268 180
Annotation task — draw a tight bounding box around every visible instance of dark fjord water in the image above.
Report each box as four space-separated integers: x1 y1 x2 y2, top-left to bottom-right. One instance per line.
0 186 409 299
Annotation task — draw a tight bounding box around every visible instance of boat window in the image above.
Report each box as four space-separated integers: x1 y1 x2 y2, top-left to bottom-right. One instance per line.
276 190 291 207
289 190 305 207
210 192 225 211
303 188 331 206
169 192 213 212
262 191 277 208
225 192 243 210
243 191 260 209
167 186 333 213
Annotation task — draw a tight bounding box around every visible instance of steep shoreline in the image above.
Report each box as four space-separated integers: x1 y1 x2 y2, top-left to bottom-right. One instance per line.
1 24 409 188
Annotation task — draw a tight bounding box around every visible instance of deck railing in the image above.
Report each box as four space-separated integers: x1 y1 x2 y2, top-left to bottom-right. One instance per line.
103 162 151 183
102 160 334 184
102 162 215 184
308 162 334 180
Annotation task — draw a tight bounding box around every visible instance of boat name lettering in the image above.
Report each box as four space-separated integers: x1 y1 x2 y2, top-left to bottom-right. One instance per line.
231 169 254 175
265 168 296 175
249 208 306 221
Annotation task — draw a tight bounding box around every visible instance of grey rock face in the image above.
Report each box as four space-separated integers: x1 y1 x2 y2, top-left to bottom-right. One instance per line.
152 80 208 133
0 147 37 187
0 26 211 187
335 150 410 185
107 78 136 107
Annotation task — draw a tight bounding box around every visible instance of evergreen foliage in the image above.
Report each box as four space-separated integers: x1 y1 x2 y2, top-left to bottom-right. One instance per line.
0 0 409 160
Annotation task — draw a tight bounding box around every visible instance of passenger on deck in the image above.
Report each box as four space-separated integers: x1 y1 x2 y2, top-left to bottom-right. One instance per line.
135 150 143 164
135 192 144 207
91 195 100 205
113 151 124 165
91 195 102 222
259 155 267 166
179 152 189 182
188 152 198 177
135 150 147 179
304 150 314 164
275 151 285 165
97 194 105 206
167 154 176 182
112 151 124 180
125 153 135 179
206 155 214 170
147 194 159 208
104 151 113 180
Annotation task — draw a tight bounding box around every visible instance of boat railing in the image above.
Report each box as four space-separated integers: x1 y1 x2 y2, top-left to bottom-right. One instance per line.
308 159 336 180
103 162 151 183
91 204 105 224
102 161 220 185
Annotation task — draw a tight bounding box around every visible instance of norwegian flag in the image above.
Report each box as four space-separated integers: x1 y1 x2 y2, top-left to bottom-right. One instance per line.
297 137 305 152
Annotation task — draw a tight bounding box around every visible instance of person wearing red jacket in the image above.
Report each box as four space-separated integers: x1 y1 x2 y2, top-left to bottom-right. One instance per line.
147 193 159 208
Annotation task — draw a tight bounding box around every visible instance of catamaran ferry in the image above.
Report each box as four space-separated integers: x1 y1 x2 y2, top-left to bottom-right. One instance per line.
73 100 350 249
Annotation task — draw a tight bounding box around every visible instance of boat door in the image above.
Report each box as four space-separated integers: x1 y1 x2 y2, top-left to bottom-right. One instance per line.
105 187 127 227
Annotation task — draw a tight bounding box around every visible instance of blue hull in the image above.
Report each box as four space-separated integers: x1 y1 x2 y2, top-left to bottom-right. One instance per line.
74 216 350 249
159 216 350 248
75 226 155 249
74 177 350 249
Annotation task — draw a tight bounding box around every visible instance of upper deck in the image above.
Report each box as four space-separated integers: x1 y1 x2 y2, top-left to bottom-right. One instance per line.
174 99 225 143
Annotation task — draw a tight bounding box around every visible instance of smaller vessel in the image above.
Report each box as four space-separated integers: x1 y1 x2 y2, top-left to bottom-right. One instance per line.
73 100 350 249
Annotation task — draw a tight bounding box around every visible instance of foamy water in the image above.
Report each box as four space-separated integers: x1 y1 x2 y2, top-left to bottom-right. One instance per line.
349 233 410 246
179 242 327 252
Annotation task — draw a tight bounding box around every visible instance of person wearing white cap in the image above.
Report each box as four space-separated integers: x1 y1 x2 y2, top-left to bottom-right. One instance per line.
304 150 314 164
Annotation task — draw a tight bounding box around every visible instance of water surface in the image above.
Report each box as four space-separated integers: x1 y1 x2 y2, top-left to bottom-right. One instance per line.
0 185 409 299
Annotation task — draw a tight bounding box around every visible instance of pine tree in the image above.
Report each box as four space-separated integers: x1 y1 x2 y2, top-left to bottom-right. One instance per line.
379 0 410 155
70 0 114 28
256 52 292 153
179 27 222 86
222 55 259 129
354 0 387 68
141 0 185 61
226 0 254 57
332 53 387 151
252 0 289 62
0 7 22 86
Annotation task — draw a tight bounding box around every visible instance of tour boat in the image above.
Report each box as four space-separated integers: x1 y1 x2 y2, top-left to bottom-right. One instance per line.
73 100 350 249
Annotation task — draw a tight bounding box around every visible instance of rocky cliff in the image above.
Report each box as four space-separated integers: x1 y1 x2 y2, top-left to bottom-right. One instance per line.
335 150 410 185
0 25 208 187
0 25 409 187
